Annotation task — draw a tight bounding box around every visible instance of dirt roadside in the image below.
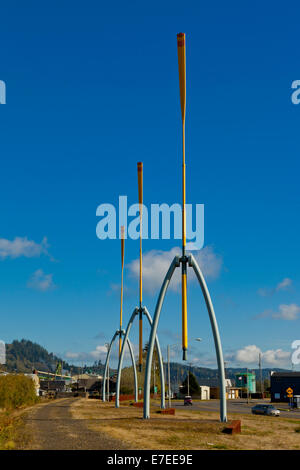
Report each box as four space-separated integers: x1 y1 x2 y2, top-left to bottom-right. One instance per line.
21 397 131 450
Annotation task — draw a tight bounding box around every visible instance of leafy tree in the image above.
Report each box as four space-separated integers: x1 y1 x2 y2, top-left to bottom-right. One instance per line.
181 371 200 396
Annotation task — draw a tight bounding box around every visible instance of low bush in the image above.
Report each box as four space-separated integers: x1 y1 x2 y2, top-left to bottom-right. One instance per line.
0 374 38 410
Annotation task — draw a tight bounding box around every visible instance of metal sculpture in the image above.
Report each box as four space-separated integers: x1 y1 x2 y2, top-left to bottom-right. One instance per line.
115 162 165 408
143 33 227 422
102 226 139 402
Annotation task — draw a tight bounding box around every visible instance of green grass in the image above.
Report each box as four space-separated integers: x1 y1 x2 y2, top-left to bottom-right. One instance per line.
0 411 30 450
211 444 229 450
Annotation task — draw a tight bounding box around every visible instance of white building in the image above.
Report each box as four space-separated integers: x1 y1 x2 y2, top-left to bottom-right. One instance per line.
199 386 210 400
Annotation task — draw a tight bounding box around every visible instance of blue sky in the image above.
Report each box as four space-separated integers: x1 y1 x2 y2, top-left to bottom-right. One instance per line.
0 1 299 370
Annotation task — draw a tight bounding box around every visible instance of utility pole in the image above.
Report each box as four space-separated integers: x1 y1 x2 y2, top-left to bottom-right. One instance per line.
167 345 171 408
153 361 156 398
224 361 227 380
105 343 110 401
246 367 249 404
224 361 228 399
259 353 264 398
107 365 109 401
167 339 202 402
187 362 193 396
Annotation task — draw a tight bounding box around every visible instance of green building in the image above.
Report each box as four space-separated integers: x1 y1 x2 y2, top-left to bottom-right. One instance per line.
235 372 256 393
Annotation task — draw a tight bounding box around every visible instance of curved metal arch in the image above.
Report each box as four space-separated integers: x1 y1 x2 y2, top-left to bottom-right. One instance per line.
143 306 165 409
115 307 166 409
102 331 118 402
143 255 227 422
102 329 137 402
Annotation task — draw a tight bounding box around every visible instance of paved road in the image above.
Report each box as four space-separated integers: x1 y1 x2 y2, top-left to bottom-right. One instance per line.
171 399 300 419
23 397 130 450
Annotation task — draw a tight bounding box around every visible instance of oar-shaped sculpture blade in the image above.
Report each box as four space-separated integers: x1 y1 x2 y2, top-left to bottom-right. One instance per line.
137 161 143 371
177 32 188 360
119 225 125 356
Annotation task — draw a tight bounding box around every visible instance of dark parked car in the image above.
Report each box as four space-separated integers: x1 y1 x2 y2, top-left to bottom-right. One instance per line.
251 404 280 416
184 396 193 406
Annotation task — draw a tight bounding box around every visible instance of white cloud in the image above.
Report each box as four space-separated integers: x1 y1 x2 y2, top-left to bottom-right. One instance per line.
193 245 223 280
64 348 107 363
127 245 222 293
235 345 261 363
0 236 49 259
262 349 291 367
65 343 134 364
258 277 292 297
272 304 300 321
226 344 291 367
90 345 108 358
27 269 56 292
276 278 292 291
258 303 300 321
65 352 80 359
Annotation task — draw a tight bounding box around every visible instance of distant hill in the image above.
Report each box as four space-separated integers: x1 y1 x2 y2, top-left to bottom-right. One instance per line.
1 339 291 386
3 339 106 375
169 362 291 388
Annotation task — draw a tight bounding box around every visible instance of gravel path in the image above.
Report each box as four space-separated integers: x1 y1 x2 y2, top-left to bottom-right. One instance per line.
23 398 130 450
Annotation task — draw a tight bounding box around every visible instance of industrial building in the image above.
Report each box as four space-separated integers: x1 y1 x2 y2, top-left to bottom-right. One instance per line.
40 380 66 392
235 372 256 393
270 371 300 402
202 380 239 399
210 384 239 399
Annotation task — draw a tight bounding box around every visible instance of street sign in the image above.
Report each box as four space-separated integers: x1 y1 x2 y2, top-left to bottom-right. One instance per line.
286 387 293 394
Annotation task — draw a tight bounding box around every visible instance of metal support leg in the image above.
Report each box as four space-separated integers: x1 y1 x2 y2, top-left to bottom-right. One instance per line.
143 306 165 410
126 336 138 402
143 254 227 422
102 331 118 402
188 254 227 422
115 308 139 408
143 256 179 419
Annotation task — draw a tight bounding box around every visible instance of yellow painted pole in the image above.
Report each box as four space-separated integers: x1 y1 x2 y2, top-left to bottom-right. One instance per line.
119 225 125 356
177 32 188 360
137 162 143 371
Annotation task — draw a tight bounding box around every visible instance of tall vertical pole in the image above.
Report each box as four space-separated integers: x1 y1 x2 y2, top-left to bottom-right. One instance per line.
107 362 110 401
119 226 125 356
153 361 156 397
168 345 171 408
177 33 188 361
259 353 263 397
105 342 110 402
246 367 249 404
138 162 143 372
103 340 114 402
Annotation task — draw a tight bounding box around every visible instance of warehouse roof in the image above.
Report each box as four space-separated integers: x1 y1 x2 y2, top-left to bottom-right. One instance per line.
271 372 300 377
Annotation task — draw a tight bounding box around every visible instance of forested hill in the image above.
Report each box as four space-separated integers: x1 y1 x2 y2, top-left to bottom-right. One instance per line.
2 339 290 381
169 362 289 387
3 339 105 374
